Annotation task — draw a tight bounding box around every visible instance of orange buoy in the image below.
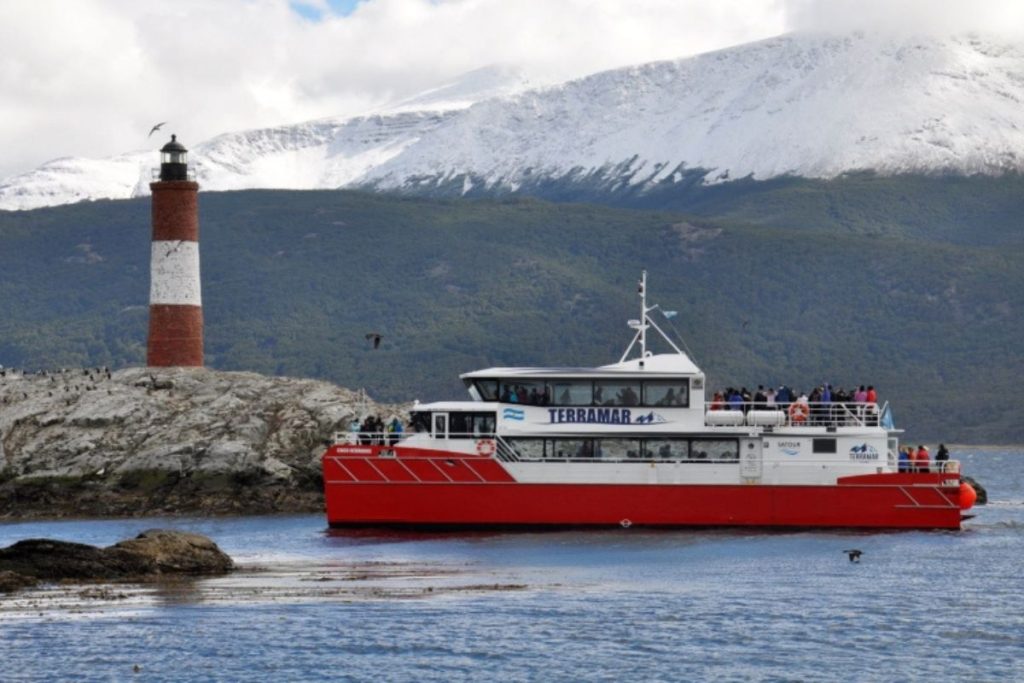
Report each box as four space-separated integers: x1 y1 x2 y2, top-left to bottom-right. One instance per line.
959 482 977 510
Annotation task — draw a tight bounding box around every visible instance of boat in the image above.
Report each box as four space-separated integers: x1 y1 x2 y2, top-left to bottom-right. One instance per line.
322 272 976 530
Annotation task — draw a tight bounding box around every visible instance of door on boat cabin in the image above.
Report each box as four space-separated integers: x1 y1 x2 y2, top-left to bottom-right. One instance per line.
433 412 449 441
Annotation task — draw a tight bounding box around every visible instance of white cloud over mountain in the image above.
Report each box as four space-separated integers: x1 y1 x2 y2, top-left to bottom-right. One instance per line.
2 0 1021 182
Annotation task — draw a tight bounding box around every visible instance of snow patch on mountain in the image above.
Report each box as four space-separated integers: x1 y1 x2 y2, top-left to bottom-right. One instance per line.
3 32 1024 211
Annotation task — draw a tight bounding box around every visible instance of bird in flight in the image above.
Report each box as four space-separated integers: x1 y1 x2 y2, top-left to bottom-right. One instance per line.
365 333 382 350
843 549 863 563
148 122 167 137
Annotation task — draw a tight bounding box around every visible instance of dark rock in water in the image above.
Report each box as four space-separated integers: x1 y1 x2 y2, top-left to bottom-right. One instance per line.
0 570 37 593
962 475 988 505
111 529 234 574
0 530 233 586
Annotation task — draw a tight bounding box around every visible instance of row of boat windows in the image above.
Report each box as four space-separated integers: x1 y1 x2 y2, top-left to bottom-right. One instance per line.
473 379 690 408
505 437 739 462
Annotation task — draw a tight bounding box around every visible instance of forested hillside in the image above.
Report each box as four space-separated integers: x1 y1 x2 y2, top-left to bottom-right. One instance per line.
0 178 1021 442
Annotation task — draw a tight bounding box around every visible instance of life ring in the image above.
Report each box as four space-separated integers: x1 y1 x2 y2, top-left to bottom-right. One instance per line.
476 439 496 457
788 402 810 424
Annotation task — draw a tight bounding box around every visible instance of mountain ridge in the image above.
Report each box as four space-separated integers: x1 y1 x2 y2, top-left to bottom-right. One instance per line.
3 31 1023 211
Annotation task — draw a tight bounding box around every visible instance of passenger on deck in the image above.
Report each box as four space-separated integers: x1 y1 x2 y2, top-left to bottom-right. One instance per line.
866 385 877 404
753 386 767 409
936 444 950 463
710 392 724 410
914 445 930 473
387 418 403 445
898 447 911 473
740 387 753 413
854 385 868 403
765 386 776 406
776 385 792 406
528 387 541 405
727 388 743 411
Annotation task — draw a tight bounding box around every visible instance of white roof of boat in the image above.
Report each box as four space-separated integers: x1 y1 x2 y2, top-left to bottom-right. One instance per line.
411 401 492 412
461 352 702 380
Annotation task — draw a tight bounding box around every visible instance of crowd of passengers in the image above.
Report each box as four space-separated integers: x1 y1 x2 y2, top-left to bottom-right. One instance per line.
709 384 881 425
353 415 404 446
898 443 951 473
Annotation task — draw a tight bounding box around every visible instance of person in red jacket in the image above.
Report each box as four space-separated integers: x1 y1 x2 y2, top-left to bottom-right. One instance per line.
914 445 930 473
866 385 877 403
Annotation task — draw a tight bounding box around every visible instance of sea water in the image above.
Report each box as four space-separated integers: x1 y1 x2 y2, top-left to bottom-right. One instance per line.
1 448 1021 682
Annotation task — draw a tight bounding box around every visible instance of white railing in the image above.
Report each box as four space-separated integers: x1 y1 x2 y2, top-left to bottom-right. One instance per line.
705 401 882 428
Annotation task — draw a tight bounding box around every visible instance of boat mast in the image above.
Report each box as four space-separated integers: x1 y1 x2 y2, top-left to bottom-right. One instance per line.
620 270 686 366
639 270 648 367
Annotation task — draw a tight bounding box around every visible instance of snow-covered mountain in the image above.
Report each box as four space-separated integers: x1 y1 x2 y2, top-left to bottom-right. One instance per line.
3 32 1024 211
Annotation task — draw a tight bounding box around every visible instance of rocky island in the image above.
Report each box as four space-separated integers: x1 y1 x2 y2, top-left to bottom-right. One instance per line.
0 367 403 519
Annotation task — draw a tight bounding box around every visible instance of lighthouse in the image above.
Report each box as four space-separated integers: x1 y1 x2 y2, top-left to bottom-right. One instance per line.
147 134 203 367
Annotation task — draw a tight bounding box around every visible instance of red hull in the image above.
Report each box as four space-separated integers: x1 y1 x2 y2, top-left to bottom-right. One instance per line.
323 452 965 530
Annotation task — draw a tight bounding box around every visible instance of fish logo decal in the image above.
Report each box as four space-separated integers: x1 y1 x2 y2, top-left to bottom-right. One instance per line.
502 408 525 421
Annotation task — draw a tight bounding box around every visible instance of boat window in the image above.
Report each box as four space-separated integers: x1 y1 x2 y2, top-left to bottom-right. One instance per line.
473 380 499 401
643 438 690 461
593 381 641 407
813 438 837 454
643 381 690 408
595 438 641 460
552 438 594 460
449 412 497 438
691 439 739 462
505 438 545 460
409 412 431 433
499 380 549 405
433 413 447 438
549 380 593 406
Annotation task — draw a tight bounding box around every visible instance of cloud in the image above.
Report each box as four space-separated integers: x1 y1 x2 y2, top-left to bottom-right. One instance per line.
7 0 1020 180
783 0 1024 36
0 0 788 179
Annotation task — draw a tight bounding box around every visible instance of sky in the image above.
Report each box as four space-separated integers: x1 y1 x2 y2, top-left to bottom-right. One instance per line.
0 0 1021 179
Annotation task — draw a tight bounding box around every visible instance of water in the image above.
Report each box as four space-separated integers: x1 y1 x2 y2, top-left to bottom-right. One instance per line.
1 449 1022 682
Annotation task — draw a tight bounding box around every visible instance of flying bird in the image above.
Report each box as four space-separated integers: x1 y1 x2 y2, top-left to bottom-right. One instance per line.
843 549 863 563
148 122 167 137
365 333 382 350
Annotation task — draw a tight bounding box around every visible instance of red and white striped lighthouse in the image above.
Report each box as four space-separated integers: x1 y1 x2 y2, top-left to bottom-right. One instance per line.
147 134 203 367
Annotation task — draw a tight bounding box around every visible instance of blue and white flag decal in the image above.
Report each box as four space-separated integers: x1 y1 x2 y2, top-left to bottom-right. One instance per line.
502 408 525 421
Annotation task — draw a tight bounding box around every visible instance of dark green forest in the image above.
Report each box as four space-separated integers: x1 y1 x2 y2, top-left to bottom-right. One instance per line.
0 175 1021 442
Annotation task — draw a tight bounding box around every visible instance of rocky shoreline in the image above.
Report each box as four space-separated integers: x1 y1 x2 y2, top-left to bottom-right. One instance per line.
0 367 403 519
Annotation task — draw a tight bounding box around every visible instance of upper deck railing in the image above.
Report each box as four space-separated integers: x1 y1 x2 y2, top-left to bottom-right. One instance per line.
705 401 887 428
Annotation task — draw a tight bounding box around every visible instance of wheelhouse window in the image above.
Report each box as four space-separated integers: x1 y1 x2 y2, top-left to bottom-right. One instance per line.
593 381 641 407
500 380 549 405
643 381 689 408
473 380 499 401
449 412 497 438
549 380 593 406
409 412 431 433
